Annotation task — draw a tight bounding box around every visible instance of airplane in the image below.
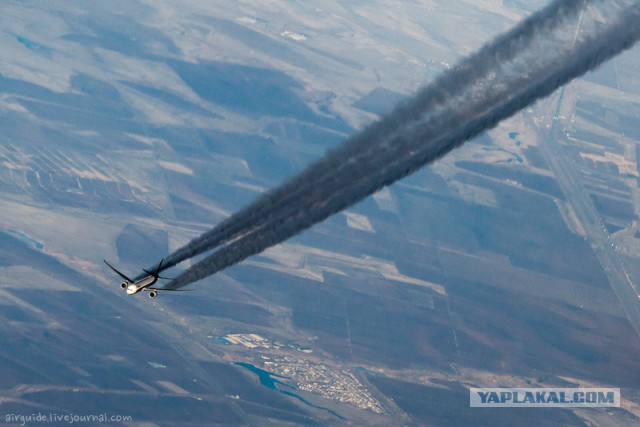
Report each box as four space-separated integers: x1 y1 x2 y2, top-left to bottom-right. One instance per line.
104 259 178 298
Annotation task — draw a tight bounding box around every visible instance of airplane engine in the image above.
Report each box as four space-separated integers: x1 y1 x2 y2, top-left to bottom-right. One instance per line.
120 282 128 289
148 290 158 298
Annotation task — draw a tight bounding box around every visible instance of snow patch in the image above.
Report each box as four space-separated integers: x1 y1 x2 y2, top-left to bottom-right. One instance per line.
343 212 375 233
158 160 195 176
281 31 308 41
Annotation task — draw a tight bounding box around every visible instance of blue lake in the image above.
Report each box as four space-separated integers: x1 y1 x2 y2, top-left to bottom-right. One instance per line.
483 147 524 164
7 230 44 250
236 362 343 419
16 35 52 53
235 362 292 391
212 336 231 345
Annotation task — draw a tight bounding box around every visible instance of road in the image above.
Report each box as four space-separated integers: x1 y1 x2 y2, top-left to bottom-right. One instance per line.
535 87 640 338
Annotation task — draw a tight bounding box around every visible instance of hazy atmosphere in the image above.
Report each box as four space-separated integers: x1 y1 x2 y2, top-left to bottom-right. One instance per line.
1 0 640 425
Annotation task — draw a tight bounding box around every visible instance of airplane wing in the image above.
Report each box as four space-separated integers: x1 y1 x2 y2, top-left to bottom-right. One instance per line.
146 287 192 292
104 260 134 283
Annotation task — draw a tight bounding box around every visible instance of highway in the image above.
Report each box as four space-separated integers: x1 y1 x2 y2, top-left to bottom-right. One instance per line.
535 86 640 338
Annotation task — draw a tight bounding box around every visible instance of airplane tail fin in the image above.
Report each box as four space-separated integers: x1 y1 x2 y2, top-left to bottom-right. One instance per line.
154 258 164 275
143 259 175 280
143 259 165 279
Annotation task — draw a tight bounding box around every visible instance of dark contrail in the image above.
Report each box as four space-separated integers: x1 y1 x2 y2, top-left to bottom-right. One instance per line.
152 0 589 274
163 0 640 289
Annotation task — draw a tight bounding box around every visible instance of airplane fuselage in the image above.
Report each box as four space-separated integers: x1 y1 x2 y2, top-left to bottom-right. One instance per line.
122 275 159 295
